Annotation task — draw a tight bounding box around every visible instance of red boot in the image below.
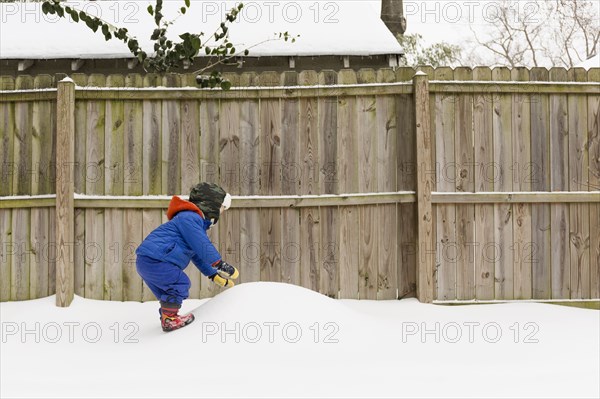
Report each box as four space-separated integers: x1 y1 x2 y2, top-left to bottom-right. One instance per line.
159 303 195 332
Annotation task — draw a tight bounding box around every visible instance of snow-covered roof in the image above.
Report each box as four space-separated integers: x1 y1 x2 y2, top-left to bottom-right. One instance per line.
0 1 402 60
575 54 599 70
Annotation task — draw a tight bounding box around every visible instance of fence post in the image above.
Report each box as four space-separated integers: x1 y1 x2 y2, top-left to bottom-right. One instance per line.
413 72 434 303
55 77 75 307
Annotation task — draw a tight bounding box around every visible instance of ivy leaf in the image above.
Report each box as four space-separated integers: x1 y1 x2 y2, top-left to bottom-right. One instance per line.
147 5 154 15
151 28 161 40
190 36 201 51
41 2 50 14
181 7 186 14
220 80 232 91
185 0 191 7
205 46 211 55
71 11 79 23
244 49 249 56
56 6 64 17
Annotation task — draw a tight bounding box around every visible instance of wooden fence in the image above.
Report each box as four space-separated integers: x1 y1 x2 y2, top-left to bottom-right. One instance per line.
0 67 598 306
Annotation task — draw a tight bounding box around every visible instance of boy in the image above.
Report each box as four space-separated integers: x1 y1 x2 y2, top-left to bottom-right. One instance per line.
136 182 239 332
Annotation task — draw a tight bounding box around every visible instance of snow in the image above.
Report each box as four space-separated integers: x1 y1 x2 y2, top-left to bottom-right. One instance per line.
0 0 402 59
1 282 599 398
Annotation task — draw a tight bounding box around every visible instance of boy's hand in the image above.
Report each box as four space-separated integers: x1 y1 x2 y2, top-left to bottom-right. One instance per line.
209 273 234 288
215 260 239 279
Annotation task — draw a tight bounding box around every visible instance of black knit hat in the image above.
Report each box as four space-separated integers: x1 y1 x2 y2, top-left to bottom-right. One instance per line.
189 182 227 225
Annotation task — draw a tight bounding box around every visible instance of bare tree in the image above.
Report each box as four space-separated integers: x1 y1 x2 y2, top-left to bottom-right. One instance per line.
467 0 599 68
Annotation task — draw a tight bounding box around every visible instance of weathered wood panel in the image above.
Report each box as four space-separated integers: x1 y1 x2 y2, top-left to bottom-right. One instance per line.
568 70 590 299
376 69 398 300
549 68 570 299
357 69 378 300
396 68 417 299
318 70 339 298
512 68 533 299
454 68 475 300
299 71 320 291
492 67 514 300
83 75 106 300
337 70 359 299
588 69 600 298
259 72 282 284
122 74 144 302
180 97 201 299
238 72 261 285
473 67 495 300
434 67 456 300
281 71 301 287
32 75 54 195
530 68 552 299
14 76 33 196
161 74 181 195
0 210 12 301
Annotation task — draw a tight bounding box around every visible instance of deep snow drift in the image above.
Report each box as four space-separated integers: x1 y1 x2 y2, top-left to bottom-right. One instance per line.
1 282 599 398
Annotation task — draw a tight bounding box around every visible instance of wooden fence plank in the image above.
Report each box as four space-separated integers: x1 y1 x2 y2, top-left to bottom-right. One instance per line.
123 209 143 302
568 70 590 299
492 67 514 300
396 69 417 299
376 68 398 300
122 74 144 301
299 70 320 291
105 75 125 196
33 75 54 195
199 96 221 298
142 74 162 196
357 69 378 300
104 208 123 300
318 70 339 297
259 72 282 283
48 206 56 296
72 74 87 299
588 68 600 299
0 210 12 301
14 76 33 196
337 70 359 299
473 67 495 300
162 74 181 195
84 74 106 300
142 209 162 301
124 74 143 197
549 67 570 299
11 209 29 300
454 67 475 300
530 67 552 299
281 71 301 287
219 97 241 291
180 98 201 299
0 81 15 196
512 67 533 299
103 75 125 301
29 208 49 298
199 99 220 185
434 67 456 300
238 72 261 285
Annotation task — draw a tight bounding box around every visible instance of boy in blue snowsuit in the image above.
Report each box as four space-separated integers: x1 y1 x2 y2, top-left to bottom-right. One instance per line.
136 182 238 332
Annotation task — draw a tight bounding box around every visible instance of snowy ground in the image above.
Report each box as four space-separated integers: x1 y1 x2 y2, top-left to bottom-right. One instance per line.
1 282 598 398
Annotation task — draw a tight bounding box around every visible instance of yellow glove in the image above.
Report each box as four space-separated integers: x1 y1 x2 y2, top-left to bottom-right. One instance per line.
209 273 235 287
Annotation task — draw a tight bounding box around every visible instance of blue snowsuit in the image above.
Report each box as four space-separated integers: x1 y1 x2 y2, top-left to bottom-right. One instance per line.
135 196 221 305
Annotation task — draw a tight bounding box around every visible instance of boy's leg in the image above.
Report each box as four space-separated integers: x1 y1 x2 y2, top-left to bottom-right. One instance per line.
136 256 195 331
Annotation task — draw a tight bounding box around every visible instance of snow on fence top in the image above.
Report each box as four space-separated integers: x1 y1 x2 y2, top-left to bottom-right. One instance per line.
0 0 403 59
